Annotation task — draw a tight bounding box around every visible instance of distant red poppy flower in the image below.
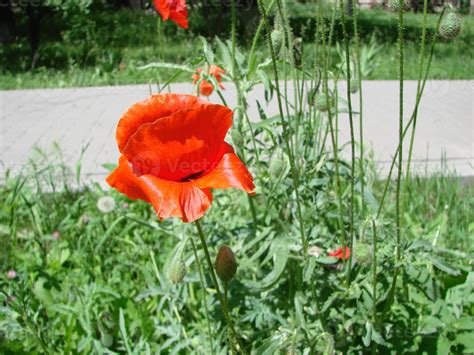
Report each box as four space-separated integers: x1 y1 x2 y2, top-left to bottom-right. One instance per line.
192 65 226 97
153 0 188 29
106 94 255 222
328 246 351 260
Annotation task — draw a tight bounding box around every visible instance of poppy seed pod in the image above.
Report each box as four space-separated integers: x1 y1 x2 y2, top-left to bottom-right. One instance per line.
439 12 461 40
169 259 186 284
215 245 237 283
354 243 372 265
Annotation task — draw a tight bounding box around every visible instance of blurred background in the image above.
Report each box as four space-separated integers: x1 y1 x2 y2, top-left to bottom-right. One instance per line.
0 0 472 89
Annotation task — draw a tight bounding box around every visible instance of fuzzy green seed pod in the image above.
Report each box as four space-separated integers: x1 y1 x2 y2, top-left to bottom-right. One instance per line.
271 30 284 55
439 12 461 40
315 95 333 112
232 129 244 147
215 245 237 283
168 259 186 284
269 155 286 177
315 332 335 355
350 78 359 94
355 243 372 265
387 0 408 12
292 38 303 69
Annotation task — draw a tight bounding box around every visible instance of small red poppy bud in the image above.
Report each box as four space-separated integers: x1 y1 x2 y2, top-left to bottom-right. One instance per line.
215 245 237 283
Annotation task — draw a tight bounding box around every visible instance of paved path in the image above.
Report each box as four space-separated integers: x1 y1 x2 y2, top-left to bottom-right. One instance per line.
0 80 472 184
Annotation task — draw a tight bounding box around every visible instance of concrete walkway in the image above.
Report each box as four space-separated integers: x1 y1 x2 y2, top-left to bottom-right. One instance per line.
0 80 472 183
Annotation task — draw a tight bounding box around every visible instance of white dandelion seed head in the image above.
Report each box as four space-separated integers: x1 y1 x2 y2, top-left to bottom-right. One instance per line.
97 196 116 214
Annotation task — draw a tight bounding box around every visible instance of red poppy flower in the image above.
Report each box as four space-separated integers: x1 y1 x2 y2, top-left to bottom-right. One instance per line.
328 246 351 260
192 65 226 97
153 0 188 29
106 94 255 222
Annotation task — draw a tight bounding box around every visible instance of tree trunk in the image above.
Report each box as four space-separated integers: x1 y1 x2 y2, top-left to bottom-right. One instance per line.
26 3 41 69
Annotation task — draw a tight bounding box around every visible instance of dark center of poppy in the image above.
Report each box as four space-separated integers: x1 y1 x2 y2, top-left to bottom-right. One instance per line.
180 170 205 182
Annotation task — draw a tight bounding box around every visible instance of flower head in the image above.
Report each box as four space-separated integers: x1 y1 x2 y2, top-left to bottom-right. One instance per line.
106 94 255 222
97 196 116 214
192 65 225 97
328 246 350 260
7 270 16 280
153 0 188 29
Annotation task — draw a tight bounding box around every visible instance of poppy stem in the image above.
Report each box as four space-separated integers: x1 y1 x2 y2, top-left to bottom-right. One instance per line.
189 237 215 353
194 220 246 354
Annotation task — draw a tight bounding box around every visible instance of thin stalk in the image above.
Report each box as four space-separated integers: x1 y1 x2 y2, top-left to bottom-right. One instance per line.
231 0 258 234
194 220 245 354
257 0 307 256
396 0 404 266
318 0 348 253
405 0 429 180
190 237 215 353
351 0 365 213
371 221 378 355
376 7 446 219
340 0 356 283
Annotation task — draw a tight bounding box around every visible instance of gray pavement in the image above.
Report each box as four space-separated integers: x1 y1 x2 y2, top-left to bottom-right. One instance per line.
0 80 472 184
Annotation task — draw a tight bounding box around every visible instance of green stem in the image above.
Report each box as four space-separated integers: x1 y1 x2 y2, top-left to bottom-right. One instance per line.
190 237 215 353
376 8 446 219
257 0 307 256
318 0 347 254
352 0 365 214
371 219 378 354
405 0 428 180
396 0 404 263
194 220 245 354
340 0 356 285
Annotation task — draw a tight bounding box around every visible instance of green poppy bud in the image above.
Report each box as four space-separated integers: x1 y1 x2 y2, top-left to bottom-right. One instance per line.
232 129 244 147
215 245 237 283
315 94 333 112
439 12 461 40
292 38 303 69
307 88 318 107
387 0 408 12
355 243 372 265
350 78 359 94
169 259 186 284
271 30 284 55
269 155 287 177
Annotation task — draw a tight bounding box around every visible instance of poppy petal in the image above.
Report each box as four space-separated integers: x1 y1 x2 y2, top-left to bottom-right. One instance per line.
116 94 202 152
139 175 212 222
153 0 171 20
123 103 233 182
106 156 213 222
195 150 255 195
106 155 150 202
